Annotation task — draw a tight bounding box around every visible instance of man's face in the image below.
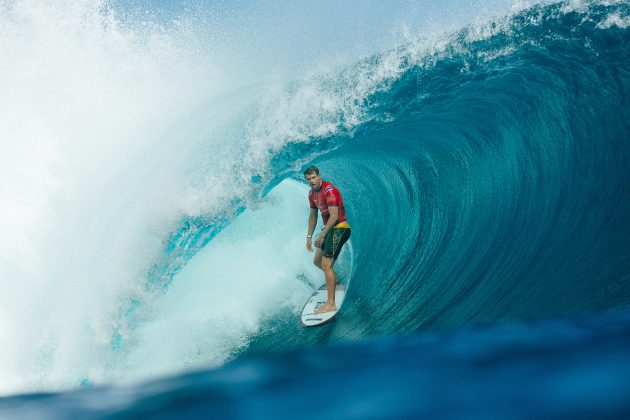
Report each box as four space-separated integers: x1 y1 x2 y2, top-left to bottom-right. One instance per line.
305 173 322 190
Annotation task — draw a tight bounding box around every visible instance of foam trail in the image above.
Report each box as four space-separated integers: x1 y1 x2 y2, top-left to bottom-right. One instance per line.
117 180 324 383
0 0 224 393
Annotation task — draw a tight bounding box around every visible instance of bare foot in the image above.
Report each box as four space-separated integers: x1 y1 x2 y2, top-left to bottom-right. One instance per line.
314 303 337 315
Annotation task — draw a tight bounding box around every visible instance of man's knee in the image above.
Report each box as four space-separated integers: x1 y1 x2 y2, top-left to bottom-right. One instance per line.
313 253 323 269
321 257 335 271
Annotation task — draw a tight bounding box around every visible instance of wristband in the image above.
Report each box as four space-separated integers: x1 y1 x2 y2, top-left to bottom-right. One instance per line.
306 235 312 238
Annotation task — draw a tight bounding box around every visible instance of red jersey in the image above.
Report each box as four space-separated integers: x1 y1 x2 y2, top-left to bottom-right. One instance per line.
308 181 348 226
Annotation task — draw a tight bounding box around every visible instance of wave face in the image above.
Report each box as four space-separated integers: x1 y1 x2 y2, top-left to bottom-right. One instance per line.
335 0 630 331
0 0 628 407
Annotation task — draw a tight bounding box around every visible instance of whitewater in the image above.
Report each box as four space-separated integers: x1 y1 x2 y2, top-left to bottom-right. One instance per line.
0 0 629 417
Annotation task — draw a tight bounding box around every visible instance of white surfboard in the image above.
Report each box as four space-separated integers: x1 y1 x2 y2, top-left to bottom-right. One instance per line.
300 283 347 327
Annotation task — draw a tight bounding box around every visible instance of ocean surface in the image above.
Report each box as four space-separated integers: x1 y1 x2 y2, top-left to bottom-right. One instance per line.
0 0 629 418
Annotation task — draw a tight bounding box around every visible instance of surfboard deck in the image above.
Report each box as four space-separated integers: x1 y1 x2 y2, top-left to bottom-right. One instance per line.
300 283 346 327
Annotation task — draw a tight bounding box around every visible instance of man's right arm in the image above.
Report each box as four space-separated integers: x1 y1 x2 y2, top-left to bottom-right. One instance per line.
306 208 318 251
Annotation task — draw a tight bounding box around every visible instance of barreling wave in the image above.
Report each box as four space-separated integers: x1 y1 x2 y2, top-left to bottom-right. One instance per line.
233 0 630 352
1 0 628 395
96 0 630 381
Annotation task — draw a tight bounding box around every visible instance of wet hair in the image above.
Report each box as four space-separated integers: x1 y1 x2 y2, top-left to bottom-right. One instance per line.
303 166 320 176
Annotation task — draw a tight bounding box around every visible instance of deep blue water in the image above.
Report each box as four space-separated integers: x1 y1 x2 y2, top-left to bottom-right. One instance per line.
1 0 629 418
2 309 630 419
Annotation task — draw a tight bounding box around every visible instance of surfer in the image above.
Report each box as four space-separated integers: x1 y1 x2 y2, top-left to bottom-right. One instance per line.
304 166 351 315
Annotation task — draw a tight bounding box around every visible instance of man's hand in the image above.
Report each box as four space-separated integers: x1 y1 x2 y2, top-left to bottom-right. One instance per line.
314 235 324 248
306 237 313 252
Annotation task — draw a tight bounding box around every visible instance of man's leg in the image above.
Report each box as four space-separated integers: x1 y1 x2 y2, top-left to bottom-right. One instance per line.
315 256 337 314
313 248 323 270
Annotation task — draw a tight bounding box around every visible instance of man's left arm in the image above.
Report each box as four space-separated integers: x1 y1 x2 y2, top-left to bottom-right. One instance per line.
315 206 338 247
